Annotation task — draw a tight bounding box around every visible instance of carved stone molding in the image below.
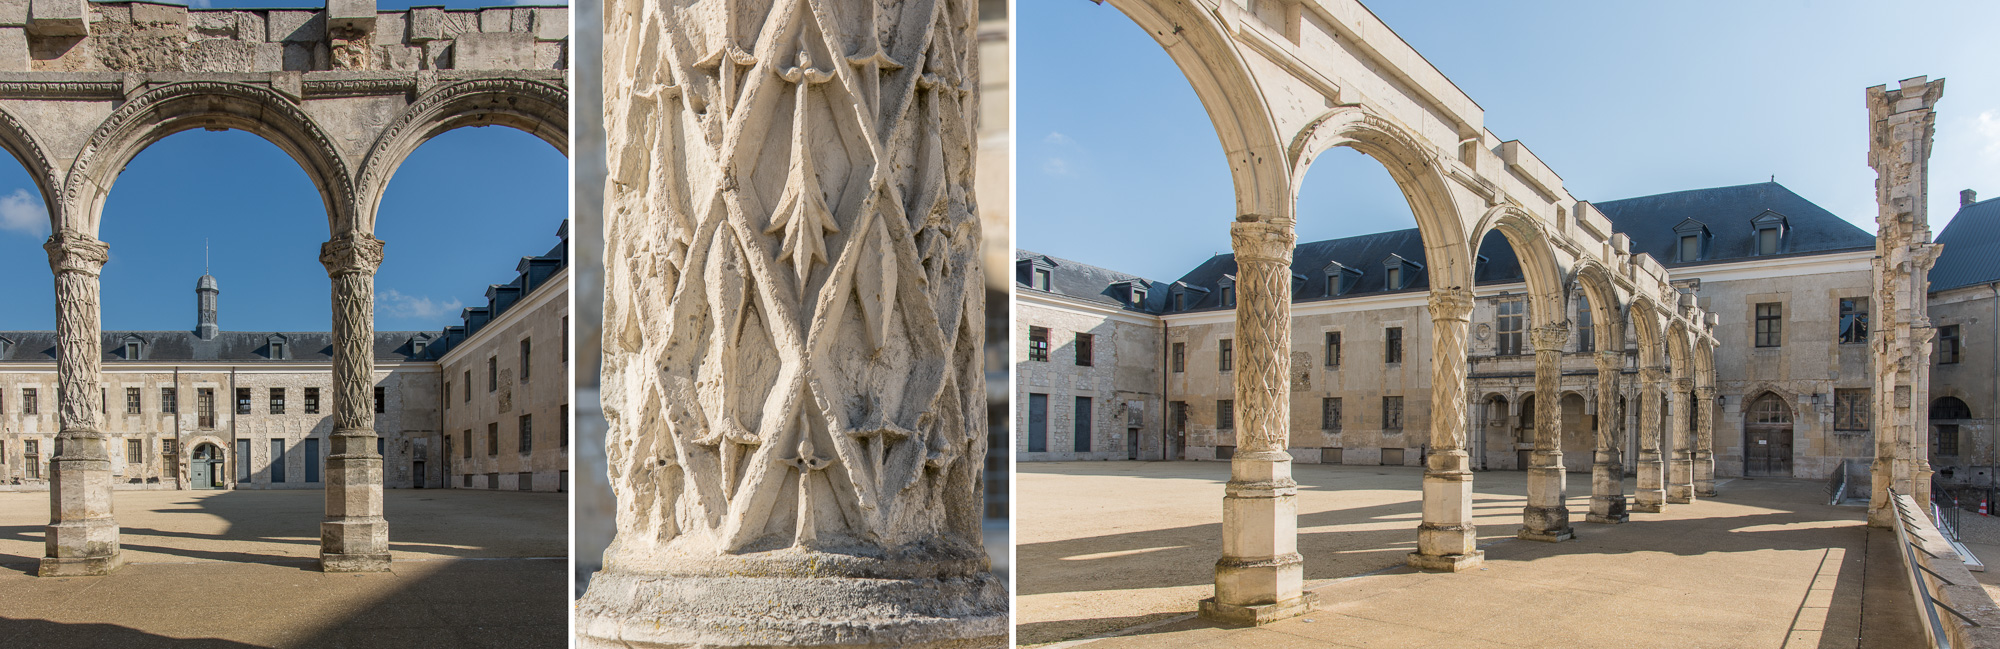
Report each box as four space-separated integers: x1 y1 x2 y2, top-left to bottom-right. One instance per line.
320 232 385 277
1530 325 1569 352
45 231 109 276
1427 287 1474 323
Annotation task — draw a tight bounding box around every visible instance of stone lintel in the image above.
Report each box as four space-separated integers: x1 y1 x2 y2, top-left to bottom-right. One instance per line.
1198 593 1318 627
26 0 84 36
454 31 533 70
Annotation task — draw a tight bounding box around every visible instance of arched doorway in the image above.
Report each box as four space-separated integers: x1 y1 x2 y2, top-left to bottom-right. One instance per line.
189 443 224 490
1744 393 1794 477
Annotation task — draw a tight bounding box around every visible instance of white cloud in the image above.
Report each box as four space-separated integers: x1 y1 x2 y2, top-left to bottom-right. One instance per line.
1979 110 2000 161
377 289 464 322
0 188 46 237
1044 131 1075 146
1042 157 1071 176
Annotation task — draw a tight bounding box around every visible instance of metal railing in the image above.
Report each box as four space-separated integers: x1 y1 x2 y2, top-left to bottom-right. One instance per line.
1888 489 2000 648
1827 459 1849 505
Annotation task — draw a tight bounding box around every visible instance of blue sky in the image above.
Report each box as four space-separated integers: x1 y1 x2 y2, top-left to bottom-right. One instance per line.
1020 1 2000 282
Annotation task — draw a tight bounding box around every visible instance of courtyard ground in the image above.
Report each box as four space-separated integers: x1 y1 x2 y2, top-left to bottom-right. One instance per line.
0 488 566 648
1018 461 1927 648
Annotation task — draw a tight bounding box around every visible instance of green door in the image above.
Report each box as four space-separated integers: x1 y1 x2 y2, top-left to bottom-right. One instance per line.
190 459 212 490
190 443 223 490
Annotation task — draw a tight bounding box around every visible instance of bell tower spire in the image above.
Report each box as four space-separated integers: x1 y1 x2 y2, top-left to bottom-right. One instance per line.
196 242 219 340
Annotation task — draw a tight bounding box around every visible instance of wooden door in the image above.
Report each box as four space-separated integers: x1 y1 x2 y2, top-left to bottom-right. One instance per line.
1027 394 1048 453
1744 394 1794 477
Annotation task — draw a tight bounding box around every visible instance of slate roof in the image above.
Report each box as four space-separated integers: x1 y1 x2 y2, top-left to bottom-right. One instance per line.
1016 250 1171 314
1931 196 2000 292
0 331 433 362
1593 182 1875 267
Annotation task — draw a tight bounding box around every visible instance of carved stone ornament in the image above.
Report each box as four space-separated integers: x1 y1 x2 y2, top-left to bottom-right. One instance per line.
577 0 1004 646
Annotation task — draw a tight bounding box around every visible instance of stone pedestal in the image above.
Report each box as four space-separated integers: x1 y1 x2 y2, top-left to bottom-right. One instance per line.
1409 288 1483 570
41 232 121 577
1667 378 1695 504
1587 350 1627 524
1203 452 1315 625
320 234 390 573
1519 326 1572 542
1633 367 1668 513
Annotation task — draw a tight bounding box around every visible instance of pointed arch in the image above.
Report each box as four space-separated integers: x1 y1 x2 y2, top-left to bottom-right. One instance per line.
1571 260 1625 354
1288 106 1472 293
1471 204 1569 328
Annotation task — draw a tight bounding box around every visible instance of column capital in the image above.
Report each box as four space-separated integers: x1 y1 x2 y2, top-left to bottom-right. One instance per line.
1427 287 1474 323
44 231 108 276
1639 366 1667 383
1672 377 1695 392
1531 324 1570 352
1694 386 1716 400
1595 350 1623 371
1229 218 1295 264
320 232 385 277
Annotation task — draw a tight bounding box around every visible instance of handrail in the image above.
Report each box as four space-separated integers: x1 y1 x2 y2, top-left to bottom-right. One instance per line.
1828 459 1849 505
1888 489 2000 648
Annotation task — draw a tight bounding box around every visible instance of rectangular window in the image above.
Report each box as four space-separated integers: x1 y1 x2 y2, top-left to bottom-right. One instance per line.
520 338 532 382
304 387 320 414
25 439 38 479
1322 397 1342 431
1835 389 1870 431
519 472 534 491
519 414 534 453
1755 303 1783 347
488 356 498 392
236 388 251 415
487 422 499 456
1386 267 1402 291
126 438 142 464
1074 396 1092 453
1217 399 1234 430
1218 339 1233 372
464 370 472 402
561 316 569 363
1028 326 1049 362
560 405 569 449
199 388 215 428
1325 332 1342 367
269 388 285 415
1679 235 1700 262
1938 424 1961 457
160 388 176 414
271 341 285 359
1497 298 1525 356
236 439 251 480
304 438 321 483
1576 297 1594 353
19 388 32 415
463 430 473 458
1383 396 1404 431
1032 268 1051 290
125 387 141 415
0 388 4 414
270 439 288 483
1758 228 1779 255
374 386 386 414
1386 328 1404 364
1839 298 1869 344
1074 333 1093 366
1171 342 1185 373
1939 325 1961 364
1027 393 1048 453
101 388 106 414
443 382 451 410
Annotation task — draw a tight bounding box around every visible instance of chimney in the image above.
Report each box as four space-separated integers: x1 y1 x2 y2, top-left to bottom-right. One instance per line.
1965 189 1979 208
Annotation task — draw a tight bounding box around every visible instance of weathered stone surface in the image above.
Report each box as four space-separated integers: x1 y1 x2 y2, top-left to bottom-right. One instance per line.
0 26 26 71
531 7 563 41
453 31 529 69
478 7 507 33
406 6 440 41
326 0 373 31
266 10 319 43
1868 76 1946 528
0 0 30 27
128 2 183 27
27 0 85 36
576 0 999 643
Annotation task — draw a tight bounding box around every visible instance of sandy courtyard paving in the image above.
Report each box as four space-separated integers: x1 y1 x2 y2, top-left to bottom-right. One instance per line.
1017 461 1924 648
0 488 566 648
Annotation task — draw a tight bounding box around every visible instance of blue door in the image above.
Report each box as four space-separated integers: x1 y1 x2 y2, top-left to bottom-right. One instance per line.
1074 396 1092 452
1028 394 1047 452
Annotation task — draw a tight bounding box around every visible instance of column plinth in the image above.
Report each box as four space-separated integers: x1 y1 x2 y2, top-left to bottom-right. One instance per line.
1634 367 1668 513
1667 378 1696 504
1587 351 1628 524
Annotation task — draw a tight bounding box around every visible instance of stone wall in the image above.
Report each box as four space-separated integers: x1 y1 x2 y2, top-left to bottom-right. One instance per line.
439 268 568 492
1925 285 2000 488
0 0 567 72
1015 298 1160 461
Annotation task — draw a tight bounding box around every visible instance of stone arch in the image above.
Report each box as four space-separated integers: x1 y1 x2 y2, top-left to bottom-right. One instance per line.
353 78 569 234
0 104 63 228
1471 204 1570 327
1571 260 1624 353
1932 396 1974 420
60 81 352 237
1628 296 1666 368
1102 0 1288 222
1287 106 1472 292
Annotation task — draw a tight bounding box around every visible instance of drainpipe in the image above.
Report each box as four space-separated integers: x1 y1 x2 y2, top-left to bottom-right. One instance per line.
1989 282 1998 500
173 366 180 490
229 368 237 490
1160 317 1168 462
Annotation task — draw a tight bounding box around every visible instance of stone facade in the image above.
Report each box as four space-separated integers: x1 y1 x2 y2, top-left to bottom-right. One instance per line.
438 264 569 493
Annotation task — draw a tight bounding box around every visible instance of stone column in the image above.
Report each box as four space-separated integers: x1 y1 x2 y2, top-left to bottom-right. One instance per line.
40 231 121 578
1409 288 1482 571
1694 381 1717 498
1199 217 1314 624
319 232 390 572
1865 76 1945 527
576 0 1008 645
1519 325 1573 542
1587 349 1628 523
1634 366 1668 512
1667 378 1696 504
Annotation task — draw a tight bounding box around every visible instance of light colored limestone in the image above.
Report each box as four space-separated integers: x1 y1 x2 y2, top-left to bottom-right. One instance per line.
1868 76 1946 528
575 0 1004 645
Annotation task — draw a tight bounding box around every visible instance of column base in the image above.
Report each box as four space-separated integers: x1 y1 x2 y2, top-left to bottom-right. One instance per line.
39 553 122 577
1407 550 1484 572
320 552 392 573
1585 494 1629 524
576 570 1008 648
1516 526 1575 543
1696 487 1717 498
1666 486 1694 504
1198 593 1318 627
1631 495 1666 514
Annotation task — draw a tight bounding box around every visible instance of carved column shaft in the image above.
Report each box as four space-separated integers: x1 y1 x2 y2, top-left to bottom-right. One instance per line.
319 233 389 572
1634 366 1668 512
41 231 121 577
577 1 1006 645
1667 377 1696 503
1520 325 1572 542
1587 349 1628 523
1694 381 1717 498
1410 288 1481 570
1866 76 1944 527
1201 217 1313 624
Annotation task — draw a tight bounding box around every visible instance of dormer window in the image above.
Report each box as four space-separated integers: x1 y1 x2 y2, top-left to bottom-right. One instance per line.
1751 210 1788 256
0 336 11 357
1131 286 1147 306
120 335 144 361
266 334 290 360
1171 289 1185 311
1169 281 1209 311
1017 256 1058 292
1325 262 1362 296
1382 254 1422 292
1672 218 1711 263
1218 276 1236 308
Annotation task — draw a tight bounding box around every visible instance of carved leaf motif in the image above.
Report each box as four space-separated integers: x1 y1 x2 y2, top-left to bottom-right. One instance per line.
765 50 840 287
